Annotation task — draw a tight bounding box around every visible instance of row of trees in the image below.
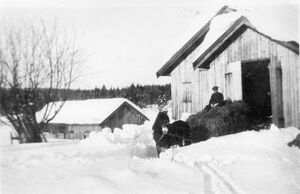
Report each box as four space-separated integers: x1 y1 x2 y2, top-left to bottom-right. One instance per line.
0 84 171 120
67 84 171 108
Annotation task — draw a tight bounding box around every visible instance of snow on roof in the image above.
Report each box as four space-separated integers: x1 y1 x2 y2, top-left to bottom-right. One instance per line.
194 9 299 63
37 98 148 124
159 6 299 75
157 6 238 77
161 11 213 65
195 12 244 61
242 7 299 43
160 7 222 71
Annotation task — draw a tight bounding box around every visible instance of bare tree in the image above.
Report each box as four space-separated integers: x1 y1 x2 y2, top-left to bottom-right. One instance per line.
0 21 83 143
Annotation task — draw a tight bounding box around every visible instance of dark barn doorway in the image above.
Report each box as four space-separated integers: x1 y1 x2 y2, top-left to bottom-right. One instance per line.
242 59 272 123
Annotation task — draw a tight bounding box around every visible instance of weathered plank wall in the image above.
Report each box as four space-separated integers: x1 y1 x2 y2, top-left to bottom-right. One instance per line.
47 103 148 139
171 28 300 128
171 42 202 119
68 124 102 139
47 123 102 139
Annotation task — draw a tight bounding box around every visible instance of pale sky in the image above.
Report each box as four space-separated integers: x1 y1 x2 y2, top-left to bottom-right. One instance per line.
0 0 299 89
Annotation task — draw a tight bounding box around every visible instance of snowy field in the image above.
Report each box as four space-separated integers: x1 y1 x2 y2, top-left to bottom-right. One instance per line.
1 106 300 194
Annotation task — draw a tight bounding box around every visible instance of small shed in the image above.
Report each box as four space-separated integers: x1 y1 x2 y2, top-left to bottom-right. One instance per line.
157 6 299 128
38 98 149 139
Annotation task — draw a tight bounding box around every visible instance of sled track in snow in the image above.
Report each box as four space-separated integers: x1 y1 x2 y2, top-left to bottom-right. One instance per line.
196 162 245 194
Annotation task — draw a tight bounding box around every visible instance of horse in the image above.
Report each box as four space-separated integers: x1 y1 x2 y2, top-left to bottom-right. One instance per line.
152 111 192 156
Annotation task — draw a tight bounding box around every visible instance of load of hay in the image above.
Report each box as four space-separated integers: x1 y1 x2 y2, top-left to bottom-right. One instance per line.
187 101 251 143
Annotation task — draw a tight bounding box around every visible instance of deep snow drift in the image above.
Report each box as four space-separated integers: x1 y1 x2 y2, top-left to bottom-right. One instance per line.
1 107 300 194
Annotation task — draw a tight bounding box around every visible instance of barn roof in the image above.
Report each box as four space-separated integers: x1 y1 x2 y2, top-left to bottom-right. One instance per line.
37 98 149 124
157 5 299 77
156 6 236 77
193 11 299 69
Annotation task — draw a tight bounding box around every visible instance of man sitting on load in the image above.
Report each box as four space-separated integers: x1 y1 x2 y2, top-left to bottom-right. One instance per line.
204 86 224 112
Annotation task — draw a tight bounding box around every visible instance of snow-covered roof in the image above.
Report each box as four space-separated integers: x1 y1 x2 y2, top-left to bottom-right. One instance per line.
194 12 246 61
37 98 148 124
157 5 299 77
156 6 236 77
193 10 299 68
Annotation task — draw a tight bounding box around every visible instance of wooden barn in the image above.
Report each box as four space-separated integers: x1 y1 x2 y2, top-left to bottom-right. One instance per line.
39 98 149 139
157 6 300 128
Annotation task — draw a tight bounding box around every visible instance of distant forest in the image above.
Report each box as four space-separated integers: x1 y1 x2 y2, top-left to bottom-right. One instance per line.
68 84 171 108
0 84 171 115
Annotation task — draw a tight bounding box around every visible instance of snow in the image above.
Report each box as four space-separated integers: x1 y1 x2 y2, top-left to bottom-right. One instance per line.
163 6 299 67
36 98 147 124
180 112 192 121
195 12 243 59
1 106 300 194
196 10 299 62
162 7 217 66
0 118 19 146
161 125 300 194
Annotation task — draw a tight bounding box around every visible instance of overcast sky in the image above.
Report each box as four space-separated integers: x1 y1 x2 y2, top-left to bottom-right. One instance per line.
0 0 299 89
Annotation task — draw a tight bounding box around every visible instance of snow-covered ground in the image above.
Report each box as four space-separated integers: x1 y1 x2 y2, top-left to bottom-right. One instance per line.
1 106 300 194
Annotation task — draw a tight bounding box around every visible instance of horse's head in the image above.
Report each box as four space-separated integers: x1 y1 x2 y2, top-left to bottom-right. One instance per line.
158 110 170 126
152 110 170 130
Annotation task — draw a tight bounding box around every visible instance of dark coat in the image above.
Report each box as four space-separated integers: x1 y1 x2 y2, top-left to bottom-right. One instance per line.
209 92 224 105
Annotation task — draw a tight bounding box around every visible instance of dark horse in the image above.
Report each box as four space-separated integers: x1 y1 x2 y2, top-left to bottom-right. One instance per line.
152 111 192 156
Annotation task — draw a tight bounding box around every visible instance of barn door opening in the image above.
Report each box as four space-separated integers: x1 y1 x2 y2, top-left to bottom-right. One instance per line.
242 59 272 122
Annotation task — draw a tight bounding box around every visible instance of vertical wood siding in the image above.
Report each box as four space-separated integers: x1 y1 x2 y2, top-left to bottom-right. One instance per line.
47 123 102 140
170 28 300 127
